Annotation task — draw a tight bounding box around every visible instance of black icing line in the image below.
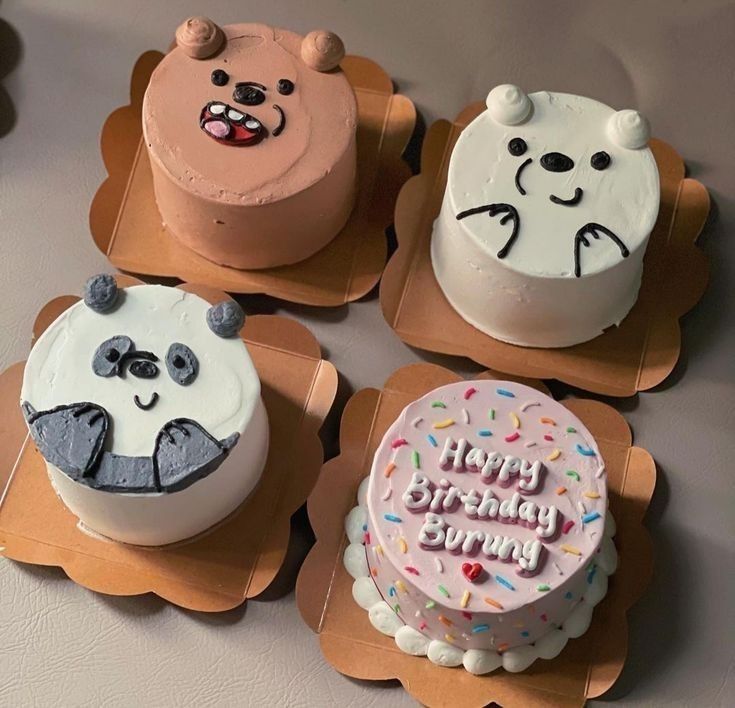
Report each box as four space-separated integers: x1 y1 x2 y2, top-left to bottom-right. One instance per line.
272 104 286 137
573 222 630 278
134 392 159 411
514 157 532 196
456 203 520 259
550 187 583 206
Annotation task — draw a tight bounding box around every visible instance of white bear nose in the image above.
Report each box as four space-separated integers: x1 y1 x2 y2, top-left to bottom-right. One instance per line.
540 152 574 172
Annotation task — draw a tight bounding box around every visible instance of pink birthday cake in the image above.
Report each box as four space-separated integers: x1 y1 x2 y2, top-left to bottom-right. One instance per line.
344 379 617 674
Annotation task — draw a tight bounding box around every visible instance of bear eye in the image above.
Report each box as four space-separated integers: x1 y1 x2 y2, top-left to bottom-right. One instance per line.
165 343 198 386
508 137 527 157
211 69 229 87
93 335 134 377
233 82 266 106
591 151 611 170
277 79 295 96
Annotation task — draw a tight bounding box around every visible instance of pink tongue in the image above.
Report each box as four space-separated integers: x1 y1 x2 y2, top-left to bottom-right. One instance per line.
204 119 229 138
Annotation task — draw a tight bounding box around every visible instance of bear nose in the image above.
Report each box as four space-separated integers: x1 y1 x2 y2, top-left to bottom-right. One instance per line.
540 152 574 172
129 360 159 379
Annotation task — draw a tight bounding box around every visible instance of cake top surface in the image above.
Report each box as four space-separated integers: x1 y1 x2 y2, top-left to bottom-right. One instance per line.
366 380 607 614
22 283 259 460
143 20 357 205
447 87 660 278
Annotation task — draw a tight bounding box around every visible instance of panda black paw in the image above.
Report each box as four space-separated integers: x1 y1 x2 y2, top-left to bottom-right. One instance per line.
153 418 238 492
23 401 109 479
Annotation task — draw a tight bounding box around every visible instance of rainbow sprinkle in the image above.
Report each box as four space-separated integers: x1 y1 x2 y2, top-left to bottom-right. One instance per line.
540 417 556 426
461 408 470 424
505 431 520 442
524 441 536 448
544 434 554 441
566 470 580 482
461 611 473 621
484 597 504 610
431 401 446 409
521 631 530 638
375 545 383 557
395 580 407 593
562 520 575 534
460 590 471 608
425 600 436 609
393 604 401 614
520 401 540 412
478 429 492 437
444 634 455 644
547 448 562 461
438 585 450 598
488 408 495 420
438 615 452 627
582 511 601 524
495 574 516 591
497 643 509 652
565 591 574 600
556 486 567 495
434 557 444 573
388 586 397 597
383 462 396 478
510 412 521 429
433 419 455 429
464 386 478 400
426 434 438 447
576 444 596 456
496 388 515 398
383 514 402 523
472 624 490 634
371 568 378 577
391 438 407 449
566 426 577 433
405 566 419 575
419 621 428 630
583 491 601 499
561 544 582 556
411 416 423 428
412 450 421 469
398 537 408 553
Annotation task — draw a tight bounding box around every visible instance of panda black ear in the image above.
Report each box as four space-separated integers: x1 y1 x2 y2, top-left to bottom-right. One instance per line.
206 300 245 338
83 274 119 313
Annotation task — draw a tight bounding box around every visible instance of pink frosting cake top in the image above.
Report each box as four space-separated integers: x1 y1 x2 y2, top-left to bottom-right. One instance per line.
143 22 357 205
366 380 607 614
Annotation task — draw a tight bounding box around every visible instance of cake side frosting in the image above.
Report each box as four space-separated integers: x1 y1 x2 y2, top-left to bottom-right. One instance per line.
431 85 660 347
364 380 608 653
20 278 268 545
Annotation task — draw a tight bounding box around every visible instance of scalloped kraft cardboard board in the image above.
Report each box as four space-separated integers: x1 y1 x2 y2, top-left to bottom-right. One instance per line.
296 363 655 707
0 275 337 611
381 102 710 396
89 52 415 306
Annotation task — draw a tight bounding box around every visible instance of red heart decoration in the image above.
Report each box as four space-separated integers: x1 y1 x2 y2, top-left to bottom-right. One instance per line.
461 562 484 582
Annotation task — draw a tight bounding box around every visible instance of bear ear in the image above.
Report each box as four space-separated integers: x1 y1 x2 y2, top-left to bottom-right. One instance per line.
206 301 245 338
175 16 224 59
83 274 119 313
607 109 651 149
301 30 345 72
486 84 532 126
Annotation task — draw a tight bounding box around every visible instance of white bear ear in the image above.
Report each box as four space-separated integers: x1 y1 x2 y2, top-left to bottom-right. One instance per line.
607 109 651 149
175 16 224 59
486 84 532 125
301 30 345 71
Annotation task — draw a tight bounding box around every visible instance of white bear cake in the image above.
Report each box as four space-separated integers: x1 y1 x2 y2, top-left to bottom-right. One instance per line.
344 380 617 674
431 85 660 348
20 275 268 546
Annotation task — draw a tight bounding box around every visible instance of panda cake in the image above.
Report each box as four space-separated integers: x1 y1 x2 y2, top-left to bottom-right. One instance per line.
344 380 617 674
143 17 357 270
20 275 268 546
431 85 660 348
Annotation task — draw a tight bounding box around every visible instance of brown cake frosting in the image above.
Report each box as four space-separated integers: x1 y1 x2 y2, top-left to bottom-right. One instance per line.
143 19 357 269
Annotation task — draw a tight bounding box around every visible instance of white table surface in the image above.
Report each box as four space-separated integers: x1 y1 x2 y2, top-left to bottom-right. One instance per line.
1 1 733 706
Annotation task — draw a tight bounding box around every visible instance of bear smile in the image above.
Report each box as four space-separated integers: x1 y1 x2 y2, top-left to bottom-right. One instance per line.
199 101 265 145
134 392 159 411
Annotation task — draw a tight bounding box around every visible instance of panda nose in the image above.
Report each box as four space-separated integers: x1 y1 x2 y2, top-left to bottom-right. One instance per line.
540 152 574 172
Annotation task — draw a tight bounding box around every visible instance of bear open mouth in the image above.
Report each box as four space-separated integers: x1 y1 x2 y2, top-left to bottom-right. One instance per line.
199 101 265 146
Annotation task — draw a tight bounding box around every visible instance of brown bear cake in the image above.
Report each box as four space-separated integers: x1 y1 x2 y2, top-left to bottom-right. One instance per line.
143 17 357 269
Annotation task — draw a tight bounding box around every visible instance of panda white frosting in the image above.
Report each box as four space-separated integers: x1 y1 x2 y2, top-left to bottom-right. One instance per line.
20 279 268 546
431 86 660 348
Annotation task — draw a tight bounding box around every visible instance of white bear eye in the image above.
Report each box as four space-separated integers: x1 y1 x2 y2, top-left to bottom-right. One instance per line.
591 151 611 170
209 103 226 115
508 137 527 157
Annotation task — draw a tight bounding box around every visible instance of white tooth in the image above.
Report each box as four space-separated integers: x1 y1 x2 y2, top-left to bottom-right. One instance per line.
227 109 244 120
245 119 260 129
209 103 226 115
